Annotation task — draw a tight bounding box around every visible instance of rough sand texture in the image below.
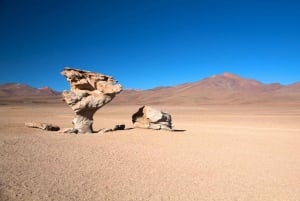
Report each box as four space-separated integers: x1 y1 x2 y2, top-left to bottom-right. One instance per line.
0 103 300 201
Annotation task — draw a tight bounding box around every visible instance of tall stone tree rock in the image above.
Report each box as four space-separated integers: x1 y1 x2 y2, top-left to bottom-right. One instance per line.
61 67 122 133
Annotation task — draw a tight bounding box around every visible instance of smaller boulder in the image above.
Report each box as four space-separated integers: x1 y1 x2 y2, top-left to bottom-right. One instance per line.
132 106 172 130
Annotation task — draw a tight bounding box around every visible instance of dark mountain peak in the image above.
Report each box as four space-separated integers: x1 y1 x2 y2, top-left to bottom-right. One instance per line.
38 87 60 96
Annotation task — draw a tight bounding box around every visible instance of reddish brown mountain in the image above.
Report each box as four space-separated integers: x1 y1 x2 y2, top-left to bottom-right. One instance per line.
1 73 299 105
112 73 300 105
0 83 60 97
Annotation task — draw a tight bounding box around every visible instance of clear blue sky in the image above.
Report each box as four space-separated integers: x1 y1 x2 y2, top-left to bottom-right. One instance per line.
1 0 299 91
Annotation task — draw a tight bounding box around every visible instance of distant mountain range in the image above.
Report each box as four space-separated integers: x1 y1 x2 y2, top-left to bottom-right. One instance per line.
113 73 300 105
0 83 60 97
1 73 300 105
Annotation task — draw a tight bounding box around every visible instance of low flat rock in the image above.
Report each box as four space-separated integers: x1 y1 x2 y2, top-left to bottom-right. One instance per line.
25 122 60 131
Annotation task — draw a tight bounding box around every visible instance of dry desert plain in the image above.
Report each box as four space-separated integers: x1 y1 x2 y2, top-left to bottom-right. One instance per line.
0 100 300 201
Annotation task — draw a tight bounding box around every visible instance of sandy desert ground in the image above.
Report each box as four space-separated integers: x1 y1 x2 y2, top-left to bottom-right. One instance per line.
0 101 300 201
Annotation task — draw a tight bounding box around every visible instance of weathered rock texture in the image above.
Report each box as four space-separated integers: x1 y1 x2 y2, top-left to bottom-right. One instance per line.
132 106 172 130
25 122 60 131
61 67 122 133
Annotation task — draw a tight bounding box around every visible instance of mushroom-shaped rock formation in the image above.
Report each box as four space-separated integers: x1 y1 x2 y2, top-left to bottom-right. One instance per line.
132 106 172 130
61 67 122 133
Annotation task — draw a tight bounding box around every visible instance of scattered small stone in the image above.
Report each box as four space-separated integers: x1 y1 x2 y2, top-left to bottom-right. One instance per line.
113 124 125 130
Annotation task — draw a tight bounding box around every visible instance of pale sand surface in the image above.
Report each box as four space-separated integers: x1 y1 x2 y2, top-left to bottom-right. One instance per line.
0 103 300 201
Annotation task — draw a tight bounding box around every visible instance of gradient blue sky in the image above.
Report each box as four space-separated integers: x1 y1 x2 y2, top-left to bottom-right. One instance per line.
1 0 300 91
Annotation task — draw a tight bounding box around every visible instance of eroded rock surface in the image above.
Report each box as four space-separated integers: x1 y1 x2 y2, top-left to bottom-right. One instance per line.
25 122 60 131
61 67 122 133
132 106 172 130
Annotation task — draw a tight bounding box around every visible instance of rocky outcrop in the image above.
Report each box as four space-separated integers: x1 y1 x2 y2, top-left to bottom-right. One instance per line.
132 106 172 130
61 67 122 133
